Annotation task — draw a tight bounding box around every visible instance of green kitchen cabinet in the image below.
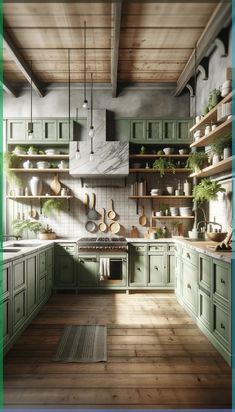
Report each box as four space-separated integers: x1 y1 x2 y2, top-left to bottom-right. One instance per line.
78 255 99 287
146 120 162 142
198 289 212 331
39 276 47 302
26 254 37 315
213 259 231 308
175 255 182 298
46 247 54 293
43 119 57 141
148 254 165 286
25 120 43 141
182 259 198 315
7 119 26 142
57 120 72 142
199 254 211 292
166 253 175 286
176 120 192 142
54 254 76 288
114 118 130 142
130 120 146 142
162 120 176 141
13 258 26 292
212 300 231 351
2 263 12 346
13 289 27 333
129 244 146 286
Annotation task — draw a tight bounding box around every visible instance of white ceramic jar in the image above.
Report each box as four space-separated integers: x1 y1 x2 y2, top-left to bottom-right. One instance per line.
30 176 43 196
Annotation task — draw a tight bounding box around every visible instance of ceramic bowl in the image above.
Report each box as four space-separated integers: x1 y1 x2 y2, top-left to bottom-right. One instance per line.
151 189 162 196
36 161 50 169
179 149 187 155
45 149 56 155
163 147 174 155
206 232 227 242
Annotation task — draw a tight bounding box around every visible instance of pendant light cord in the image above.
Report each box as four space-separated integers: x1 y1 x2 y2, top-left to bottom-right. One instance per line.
90 72 93 128
84 21 87 102
30 60 33 123
68 48 71 141
194 45 197 119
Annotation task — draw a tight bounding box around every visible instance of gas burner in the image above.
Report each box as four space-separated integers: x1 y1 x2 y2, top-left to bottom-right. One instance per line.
77 236 127 252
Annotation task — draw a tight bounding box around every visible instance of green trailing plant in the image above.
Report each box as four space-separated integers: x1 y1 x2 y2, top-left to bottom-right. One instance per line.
12 219 44 237
193 179 226 203
3 153 23 187
152 158 176 177
211 134 232 155
186 151 208 172
42 199 66 217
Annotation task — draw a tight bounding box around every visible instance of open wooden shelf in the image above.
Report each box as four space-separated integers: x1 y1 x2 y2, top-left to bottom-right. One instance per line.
6 195 73 199
190 157 232 178
129 168 191 173
129 154 189 159
190 117 232 148
152 215 194 219
14 154 69 159
129 196 193 199
190 91 233 133
9 168 69 172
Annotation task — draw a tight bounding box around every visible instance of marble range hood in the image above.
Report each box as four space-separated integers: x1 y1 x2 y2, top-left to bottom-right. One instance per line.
69 110 129 177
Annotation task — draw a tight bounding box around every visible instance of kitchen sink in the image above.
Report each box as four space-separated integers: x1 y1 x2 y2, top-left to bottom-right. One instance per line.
8 243 41 248
1 248 22 253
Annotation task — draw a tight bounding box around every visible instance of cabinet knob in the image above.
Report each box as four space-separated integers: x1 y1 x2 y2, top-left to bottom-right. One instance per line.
137 267 141 271
187 252 190 259
220 323 225 330
187 283 191 289
220 278 226 284
154 266 158 270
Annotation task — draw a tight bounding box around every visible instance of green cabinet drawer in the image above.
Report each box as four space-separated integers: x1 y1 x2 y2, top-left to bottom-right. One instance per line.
2 264 11 297
146 120 162 142
7 119 26 142
25 120 42 141
13 290 26 331
148 254 165 286
39 276 47 301
54 255 76 287
130 244 146 253
130 120 146 142
162 120 176 141
78 256 98 287
13 259 26 291
129 253 146 286
199 254 211 291
43 119 57 141
148 244 166 253
198 290 212 331
213 302 231 350
55 243 76 255
26 255 37 315
182 247 198 267
182 261 198 314
167 244 175 253
38 251 46 277
3 299 11 345
213 259 231 307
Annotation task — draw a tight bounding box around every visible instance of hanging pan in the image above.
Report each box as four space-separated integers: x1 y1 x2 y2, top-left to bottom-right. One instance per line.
109 221 121 234
98 208 107 232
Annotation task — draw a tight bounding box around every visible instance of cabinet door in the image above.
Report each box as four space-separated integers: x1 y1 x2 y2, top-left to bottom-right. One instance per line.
146 120 162 142
182 260 198 315
114 119 130 142
38 251 46 278
162 120 176 142
47 265 53 292
13 290 26 332
57 120 71 142
176 120 192 142
13 259 26 292
54 255 76 287
7 119 26 142
166 254 175 286
39 276 47 301
26 255 37 315
148 254 165 286
3 299 11 346
78 256 98 287
43 119 57 141
213 301 231 350
25 120 42 141
213 259 231 308
199 254 211 292
2 264 11 300
129 253 146 286
198 290 212 331
130 120 146 142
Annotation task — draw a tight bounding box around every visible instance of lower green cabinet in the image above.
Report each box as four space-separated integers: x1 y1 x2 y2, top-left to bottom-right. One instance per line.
3 299 11 346
78 255 99 287
129 245 146 286
198 290 212 331
212 300 231 351
182 260 198 315
26 255 37 315
13 289 26 333
54 254 76 288
148 254 165 286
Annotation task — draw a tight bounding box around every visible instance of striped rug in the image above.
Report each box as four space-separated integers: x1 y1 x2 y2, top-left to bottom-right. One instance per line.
53 325 107 362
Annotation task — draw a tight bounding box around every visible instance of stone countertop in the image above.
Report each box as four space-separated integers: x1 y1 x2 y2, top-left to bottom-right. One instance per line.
175 238 232 264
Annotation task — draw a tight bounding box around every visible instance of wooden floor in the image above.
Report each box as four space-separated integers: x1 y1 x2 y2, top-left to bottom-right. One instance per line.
4 293 232 409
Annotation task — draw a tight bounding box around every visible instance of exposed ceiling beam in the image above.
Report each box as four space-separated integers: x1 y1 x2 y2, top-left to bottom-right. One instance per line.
3 28 44 97
1 79 18 97
111 1 122 98
175 2 232 96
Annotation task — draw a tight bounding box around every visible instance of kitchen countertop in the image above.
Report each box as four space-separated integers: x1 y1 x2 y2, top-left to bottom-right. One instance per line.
1 237 232 264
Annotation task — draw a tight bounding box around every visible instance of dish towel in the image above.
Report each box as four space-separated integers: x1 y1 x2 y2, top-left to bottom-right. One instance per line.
99 258 110 280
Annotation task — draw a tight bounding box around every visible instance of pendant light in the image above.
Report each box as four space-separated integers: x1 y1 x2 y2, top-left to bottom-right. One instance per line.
75 108 81 159
89 72 95 162
28 61 34 139
82 21 88 109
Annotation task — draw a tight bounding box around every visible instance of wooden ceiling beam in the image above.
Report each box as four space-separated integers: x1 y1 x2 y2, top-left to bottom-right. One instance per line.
111 1 122 97
175 2 232 96
1 79 18 97
3 28 44 97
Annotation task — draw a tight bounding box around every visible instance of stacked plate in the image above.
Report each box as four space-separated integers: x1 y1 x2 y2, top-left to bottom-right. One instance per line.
36 161 50 169
170 207 179 217
179 207 193 217
151 189 162 196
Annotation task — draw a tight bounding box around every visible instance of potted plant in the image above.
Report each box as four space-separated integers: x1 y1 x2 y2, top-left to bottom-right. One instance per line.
12 219 56 240
186 151 208 173
28 146 39 155
211 89 222 107
160 204 169 216
193 178 225 203
13 145 27 155
211 134 232 160
153 158 176 177
39 224 56 240
140 145 146 154
42 199 66 217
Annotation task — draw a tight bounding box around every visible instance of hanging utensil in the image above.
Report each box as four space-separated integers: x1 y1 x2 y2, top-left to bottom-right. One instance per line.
84 193 89 214
107 199 117 220
85 220 97 233
50 174 61 195
87 193 99 220
109 220 121 234
139 206 147 226
98 208 107 232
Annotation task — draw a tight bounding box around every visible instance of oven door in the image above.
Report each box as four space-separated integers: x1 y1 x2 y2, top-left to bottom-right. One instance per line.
99 254 127 286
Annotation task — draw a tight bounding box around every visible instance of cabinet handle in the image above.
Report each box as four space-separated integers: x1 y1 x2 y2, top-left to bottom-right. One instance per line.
16 307 20 314
137 267 141 271
187 283 191 289
154 266 158 270
187 252 190 259
220 323 225 330
220 278 226 284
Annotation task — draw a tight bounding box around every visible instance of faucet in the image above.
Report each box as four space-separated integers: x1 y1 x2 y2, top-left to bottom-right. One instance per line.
1 235 22 241
197 221 222 232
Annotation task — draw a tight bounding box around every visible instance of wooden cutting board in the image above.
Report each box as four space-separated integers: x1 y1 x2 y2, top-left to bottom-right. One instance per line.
50 174 61 195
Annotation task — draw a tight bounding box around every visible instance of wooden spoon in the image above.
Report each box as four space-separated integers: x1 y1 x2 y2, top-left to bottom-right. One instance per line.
50 174 61 195
139 206 147 226
98 208 107 232
107 199 116 220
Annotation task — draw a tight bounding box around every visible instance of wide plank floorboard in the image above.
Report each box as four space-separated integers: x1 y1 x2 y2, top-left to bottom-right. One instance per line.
4 293 232 409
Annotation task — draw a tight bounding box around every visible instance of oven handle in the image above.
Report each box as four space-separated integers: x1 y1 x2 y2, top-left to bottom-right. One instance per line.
79 258 97 263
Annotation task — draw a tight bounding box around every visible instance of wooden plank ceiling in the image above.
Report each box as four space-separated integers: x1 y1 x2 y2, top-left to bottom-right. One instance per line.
3 2 218 86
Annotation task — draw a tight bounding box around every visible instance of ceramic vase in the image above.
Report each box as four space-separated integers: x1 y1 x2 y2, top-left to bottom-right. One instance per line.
30 176 42 196
223 148 231 159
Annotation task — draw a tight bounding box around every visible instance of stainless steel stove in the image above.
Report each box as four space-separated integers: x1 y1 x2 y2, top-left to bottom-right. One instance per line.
77 237 127 252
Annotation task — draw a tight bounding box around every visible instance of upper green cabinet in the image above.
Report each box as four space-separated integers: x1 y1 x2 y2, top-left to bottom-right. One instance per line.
130 120 146 142
162 120 176 141
43 119 57 141
26 120 43 141
7 119 26 141
146 120 162 142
